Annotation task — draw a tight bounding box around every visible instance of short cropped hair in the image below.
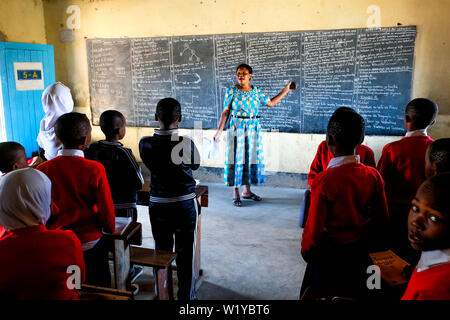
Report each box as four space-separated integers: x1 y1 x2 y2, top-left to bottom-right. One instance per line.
332 107 356 115
405 98 438 129
423 172 450 216
156 98 181 127
327 109 365 150
0 142 24 173
55 112 91 148
100 110 125 138
236 63 253 74
428 138 450 175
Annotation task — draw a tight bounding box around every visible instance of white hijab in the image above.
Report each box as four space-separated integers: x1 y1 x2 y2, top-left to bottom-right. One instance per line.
0 168 52 231
36 82 74 160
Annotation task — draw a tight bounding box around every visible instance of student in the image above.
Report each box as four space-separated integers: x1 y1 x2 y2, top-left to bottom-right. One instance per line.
85 110 144 221
301 109 389 299
37 82 74 161
0 142 28 175
401 173 450 300
0 168 85 299
37 112 115 287
425 138 450 179
85 109 144 282
0 141 28 238
301 107 376 228
139 98 200 301
307 107 376 188
377 98 438 262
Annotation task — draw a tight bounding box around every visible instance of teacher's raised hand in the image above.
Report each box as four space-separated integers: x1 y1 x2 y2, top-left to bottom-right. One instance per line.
266 81 298 107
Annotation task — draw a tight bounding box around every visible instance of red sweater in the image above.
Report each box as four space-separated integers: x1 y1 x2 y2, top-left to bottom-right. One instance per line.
308 141 376 188
402 263 450 300
37 156 115 244
302 163 389 260
377 136 433 219
0 224 85 299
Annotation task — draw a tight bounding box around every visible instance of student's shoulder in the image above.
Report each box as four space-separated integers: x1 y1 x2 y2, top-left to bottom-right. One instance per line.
86 141 101 148
81 157 107 172
46 229 83 252
36 156 63 171
313 166 337 186
47 228 79 242
385 136 432 153
139 135 157 145
357 144 374 154
364 163 384 179
180 135 196 145
316 140 327 152
380 137 408 155
411 263 450 291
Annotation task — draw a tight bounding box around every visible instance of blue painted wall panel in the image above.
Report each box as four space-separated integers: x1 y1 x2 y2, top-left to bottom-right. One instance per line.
0 42 55 158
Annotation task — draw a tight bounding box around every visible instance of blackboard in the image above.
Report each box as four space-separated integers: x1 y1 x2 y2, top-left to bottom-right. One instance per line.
87 26 416 135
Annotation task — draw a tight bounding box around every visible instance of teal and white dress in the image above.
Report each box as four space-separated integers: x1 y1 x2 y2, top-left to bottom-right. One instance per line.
223 85 270 187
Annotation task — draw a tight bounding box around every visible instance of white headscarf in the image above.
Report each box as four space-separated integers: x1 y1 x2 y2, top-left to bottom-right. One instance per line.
0 168 52 231
36 82 74 160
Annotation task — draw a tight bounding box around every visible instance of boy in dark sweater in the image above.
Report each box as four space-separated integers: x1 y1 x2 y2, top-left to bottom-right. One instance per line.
139 98 200 301
301 109 389 299
85 110 144 283
85 110 143 221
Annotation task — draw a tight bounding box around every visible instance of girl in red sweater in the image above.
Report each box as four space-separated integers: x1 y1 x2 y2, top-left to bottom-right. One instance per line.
0 168 85 299
402 173 450 300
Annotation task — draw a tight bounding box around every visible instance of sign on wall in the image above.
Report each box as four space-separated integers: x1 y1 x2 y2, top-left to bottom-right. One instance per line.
14 62 44 91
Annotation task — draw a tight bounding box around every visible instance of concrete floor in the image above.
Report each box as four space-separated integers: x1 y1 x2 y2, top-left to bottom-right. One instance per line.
133 183 307 300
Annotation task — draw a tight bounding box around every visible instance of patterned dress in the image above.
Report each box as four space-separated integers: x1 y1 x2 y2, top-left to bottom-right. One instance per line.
223 85 270 187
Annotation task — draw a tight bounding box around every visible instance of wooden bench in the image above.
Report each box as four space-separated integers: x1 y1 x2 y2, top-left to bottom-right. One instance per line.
79 284 134 300
103 218 142 291
105 219 177 299
129 246 177 300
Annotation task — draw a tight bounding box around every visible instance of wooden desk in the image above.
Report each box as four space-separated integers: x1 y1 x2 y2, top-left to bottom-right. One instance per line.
137 183 208 289
103 218 142 291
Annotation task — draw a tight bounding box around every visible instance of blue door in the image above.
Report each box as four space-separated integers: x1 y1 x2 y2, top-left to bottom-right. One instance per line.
0 42 56 158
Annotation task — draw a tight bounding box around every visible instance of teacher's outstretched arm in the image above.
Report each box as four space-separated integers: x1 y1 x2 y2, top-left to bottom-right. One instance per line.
267 81 298 107
214 108 230 141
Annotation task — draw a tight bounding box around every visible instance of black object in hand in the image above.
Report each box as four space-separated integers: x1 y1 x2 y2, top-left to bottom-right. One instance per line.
289 82 297 90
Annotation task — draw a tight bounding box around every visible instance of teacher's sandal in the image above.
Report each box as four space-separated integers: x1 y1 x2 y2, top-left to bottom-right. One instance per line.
242 192 262 201
232 197 242 207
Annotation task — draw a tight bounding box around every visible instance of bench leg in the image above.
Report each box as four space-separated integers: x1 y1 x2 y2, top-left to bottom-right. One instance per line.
155 266 173 300
194 212 201 282
113 239 130 291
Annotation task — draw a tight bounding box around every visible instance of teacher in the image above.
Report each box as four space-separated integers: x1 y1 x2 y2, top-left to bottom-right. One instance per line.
213 64 296 207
